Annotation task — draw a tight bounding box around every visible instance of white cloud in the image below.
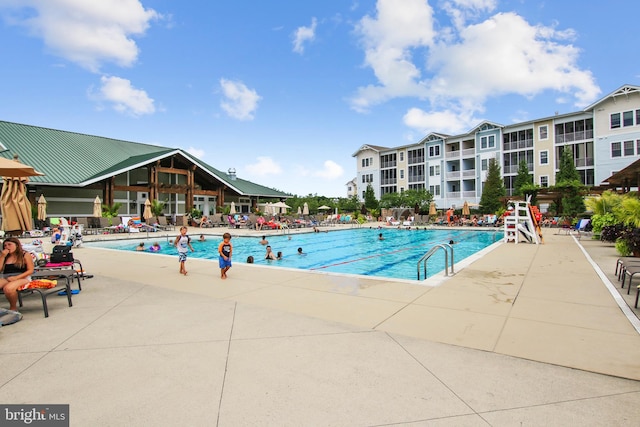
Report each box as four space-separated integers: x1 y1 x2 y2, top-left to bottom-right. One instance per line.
186 147 205 159
244 157 282 176
292 17 317 54
219 78 261 120
350 0 436 112
313 160 344 179
0 0 160 72
93 75 155 116
351 1 601 133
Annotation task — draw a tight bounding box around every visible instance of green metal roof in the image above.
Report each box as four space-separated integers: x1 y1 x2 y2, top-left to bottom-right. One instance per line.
0 120 289 198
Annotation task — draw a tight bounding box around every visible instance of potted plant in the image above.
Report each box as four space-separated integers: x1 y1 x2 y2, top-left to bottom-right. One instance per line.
618 227 640 257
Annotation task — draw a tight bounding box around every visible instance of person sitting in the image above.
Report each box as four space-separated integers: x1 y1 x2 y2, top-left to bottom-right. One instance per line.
265 245 277 260
200 216 209 228
0 237 35 312
149 242 161 252
255 215 266 231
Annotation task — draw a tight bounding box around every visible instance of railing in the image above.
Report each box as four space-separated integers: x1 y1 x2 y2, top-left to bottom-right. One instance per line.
554 129 594 144
445 150 460 158
417 243 454 280
462 148 475 157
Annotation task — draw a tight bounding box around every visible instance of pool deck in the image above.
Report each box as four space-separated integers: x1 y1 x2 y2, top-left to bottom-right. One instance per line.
1 224 640 425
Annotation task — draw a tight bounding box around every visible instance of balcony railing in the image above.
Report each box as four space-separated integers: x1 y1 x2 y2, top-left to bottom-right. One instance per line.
462 190 477 198
445 150 460 158
462 169 476 178
446 171 461 179
554 129 594 144
448 191 461 199
380 161 397 168
555 158 594 168
462 148 475 157
408 157 425 164
408 175 425 183
380 179 397 185
502 139 534 151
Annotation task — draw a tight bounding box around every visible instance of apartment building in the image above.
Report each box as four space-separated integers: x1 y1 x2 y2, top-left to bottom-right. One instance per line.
353 84 640 208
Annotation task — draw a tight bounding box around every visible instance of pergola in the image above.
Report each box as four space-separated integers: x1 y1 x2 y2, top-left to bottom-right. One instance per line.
602 158 640 193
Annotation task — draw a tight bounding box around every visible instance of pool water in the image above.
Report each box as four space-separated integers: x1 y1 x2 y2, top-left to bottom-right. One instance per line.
87 228 501 281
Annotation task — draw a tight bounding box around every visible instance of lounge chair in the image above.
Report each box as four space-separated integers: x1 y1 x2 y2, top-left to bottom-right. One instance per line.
157 216 175 231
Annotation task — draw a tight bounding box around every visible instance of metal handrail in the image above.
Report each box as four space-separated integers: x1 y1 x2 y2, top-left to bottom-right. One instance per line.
417 243 454 280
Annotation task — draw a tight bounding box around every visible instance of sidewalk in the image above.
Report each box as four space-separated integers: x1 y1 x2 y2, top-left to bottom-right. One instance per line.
1 226 639 426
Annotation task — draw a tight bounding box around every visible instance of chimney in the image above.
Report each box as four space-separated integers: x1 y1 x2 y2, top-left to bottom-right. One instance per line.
227 168 237 180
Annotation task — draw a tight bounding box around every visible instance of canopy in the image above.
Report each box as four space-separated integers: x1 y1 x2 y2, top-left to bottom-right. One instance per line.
1 176 32 233
93 196 102 217
37 194 47 221
0 157 43 178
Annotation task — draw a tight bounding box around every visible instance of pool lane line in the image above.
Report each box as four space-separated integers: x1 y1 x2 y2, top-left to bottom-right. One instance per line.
309 242 432 270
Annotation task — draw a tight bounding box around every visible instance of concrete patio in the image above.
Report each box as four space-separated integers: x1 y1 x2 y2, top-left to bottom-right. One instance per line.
1 225 639 426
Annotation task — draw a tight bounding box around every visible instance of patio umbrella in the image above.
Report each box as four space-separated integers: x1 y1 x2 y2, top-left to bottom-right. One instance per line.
271 201 290 214
462 201 470 216
1 175 32 233
429 201 437 216
0 157 43 178
143 198 153 222
297 206 302 215
93 196 102 217
37 194 47 221
318 205 331 210
303 202 309 215
230 201 236 214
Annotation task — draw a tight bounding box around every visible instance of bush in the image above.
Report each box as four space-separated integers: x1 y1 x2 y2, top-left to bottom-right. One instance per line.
600 224 625 243
619 227 640 256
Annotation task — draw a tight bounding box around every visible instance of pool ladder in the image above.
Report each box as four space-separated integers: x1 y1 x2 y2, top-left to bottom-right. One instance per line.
417 243 454 280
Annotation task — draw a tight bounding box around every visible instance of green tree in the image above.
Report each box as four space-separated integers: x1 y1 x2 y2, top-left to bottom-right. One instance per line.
379 192 402 209
150 199 166 222
513 159 533 196
554 147 585 217
363 184 379 211
403 188 433 214
479 158 506 213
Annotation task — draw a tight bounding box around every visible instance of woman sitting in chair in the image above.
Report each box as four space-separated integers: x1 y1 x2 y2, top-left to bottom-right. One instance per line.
0 237 35 312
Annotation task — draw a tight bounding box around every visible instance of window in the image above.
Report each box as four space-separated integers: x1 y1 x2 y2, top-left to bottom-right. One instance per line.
428 146 440 157
481 159 488 171
488 135 495 148
611 113 621 129
429 185 440 196
623 111 634 127
399 152 404 161
480 135 495 149
624 140 634 156
400 170 404 179
540 176 548 188
539 125 548 140
429 165 440 176
539 150 548 165
637 139 640 155
481 137 487 149
611 142 621 158
636 110 640 125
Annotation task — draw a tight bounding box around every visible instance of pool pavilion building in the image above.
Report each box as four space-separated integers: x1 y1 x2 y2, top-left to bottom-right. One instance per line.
0 120 290 223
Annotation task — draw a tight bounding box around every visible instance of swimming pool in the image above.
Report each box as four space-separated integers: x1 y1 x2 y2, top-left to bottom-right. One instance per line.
86 228 502 281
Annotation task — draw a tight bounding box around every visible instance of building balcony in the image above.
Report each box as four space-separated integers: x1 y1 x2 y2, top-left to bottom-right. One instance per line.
461 148 475 157
445 150 460 158
380 161 397 168
380 179 397 185
446 171 461 179
408 157 425 164
462 169 476 178
462 190 477 198
554 129 594 144
502 139 534 151
408 175 425 183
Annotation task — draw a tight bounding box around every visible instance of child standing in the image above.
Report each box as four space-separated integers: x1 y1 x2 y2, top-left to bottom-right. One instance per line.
174 226 194 275
218 232 233 279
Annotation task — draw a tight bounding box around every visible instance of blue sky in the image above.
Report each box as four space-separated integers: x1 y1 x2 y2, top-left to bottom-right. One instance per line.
0 0 638 197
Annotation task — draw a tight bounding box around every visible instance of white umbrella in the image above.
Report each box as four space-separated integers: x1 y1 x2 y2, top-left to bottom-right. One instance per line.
303 202 309 215
37 194 47 221
318 205 331 210
297 206 302 215
143 198 153 222
230 201 236 214
271 201 290 214
93 196 102 217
